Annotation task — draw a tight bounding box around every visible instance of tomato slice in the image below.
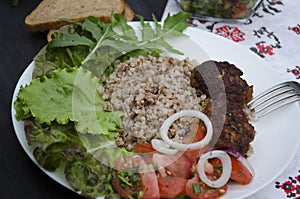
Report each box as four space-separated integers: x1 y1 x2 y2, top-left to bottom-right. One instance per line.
140 163 160 199
183 124 206 143
230 156 253 185
153 153 193 179
158 176 187 198
209 156 253 185
133 143 156 153
165 154 193 179
185 173 227 199
193 125 206 142
112 155 160 199
184 125 208 162
184 146 208 163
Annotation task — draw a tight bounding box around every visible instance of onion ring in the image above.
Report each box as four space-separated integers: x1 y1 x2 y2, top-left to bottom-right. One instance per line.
197 150 232 188
160 110 213 151
151 139 178 155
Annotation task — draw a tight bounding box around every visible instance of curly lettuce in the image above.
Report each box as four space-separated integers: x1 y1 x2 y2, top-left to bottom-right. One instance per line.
14 67 123 135
24 119 118 198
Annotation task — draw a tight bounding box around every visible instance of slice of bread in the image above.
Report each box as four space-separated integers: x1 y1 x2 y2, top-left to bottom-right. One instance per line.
25 0 127 32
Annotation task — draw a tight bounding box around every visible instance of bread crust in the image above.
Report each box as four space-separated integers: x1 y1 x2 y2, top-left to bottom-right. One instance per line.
46 3 134 42
123 2 134 22
25 0 127 32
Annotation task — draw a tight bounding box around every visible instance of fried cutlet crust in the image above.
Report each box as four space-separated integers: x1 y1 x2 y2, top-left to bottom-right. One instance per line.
191 61 255 157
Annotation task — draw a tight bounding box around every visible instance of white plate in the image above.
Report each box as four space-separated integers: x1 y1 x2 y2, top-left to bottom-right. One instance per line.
11 23 300 199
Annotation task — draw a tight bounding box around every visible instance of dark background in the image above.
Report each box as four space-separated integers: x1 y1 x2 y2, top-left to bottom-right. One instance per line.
0 0 167 198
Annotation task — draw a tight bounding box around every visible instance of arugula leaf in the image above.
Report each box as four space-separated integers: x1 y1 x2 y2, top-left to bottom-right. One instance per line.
134 12 191 55
110 14 137 41
163 11 192 34
81 12 192 76
33 12 192 78
15 67 123 135
60 17 104 41
48 33 95 48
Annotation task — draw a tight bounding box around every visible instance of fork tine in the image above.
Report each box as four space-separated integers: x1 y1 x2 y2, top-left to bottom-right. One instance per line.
253 94 300 118
247 82 293 107
247 81 300 119
249 87 295 110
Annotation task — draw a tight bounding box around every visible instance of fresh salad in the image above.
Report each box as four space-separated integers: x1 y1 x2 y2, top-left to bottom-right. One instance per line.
176 0 262 20
14 12 254 199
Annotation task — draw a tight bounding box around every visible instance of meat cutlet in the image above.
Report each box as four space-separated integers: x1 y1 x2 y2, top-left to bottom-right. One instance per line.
191 60 255 157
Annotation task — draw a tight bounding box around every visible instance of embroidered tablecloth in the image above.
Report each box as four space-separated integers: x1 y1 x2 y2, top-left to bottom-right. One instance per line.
163 1 300 198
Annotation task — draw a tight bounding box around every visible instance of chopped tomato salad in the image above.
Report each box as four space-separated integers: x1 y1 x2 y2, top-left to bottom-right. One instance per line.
112 126 253 199
210 156 253 185
185 173 227 199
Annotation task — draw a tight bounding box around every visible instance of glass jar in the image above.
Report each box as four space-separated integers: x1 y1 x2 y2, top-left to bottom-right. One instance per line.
176 0 263 23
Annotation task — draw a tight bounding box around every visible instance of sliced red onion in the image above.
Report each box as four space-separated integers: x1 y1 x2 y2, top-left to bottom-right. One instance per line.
197 150 232 188
160 110 213 151
151 139 178 155
210 147 255 177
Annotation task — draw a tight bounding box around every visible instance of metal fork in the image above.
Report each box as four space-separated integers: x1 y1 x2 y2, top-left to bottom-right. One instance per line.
247 81 300 118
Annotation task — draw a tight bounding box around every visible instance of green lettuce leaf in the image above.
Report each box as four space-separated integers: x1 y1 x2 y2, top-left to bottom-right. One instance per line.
15 68 76 123
24 119 121 198
24 119 69 148
14 67 123 135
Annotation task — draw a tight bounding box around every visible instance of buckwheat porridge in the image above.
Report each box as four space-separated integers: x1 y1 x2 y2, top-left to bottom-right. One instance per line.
99 55 207 150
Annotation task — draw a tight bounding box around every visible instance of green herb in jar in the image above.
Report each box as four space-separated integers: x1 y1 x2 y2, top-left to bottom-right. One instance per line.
176 0 260 19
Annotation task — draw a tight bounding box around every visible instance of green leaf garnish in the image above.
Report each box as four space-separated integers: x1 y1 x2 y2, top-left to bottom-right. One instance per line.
192 183 202 194
33 11 192 78
48 33 95 48
14 67 123 135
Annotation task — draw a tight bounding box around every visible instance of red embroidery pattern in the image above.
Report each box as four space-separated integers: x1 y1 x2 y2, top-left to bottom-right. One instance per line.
256 41 275 56
275 170 300 198
215 25 245 42
289 25 300 35
287 66 300 79
250 27 281 58
268 0 283 6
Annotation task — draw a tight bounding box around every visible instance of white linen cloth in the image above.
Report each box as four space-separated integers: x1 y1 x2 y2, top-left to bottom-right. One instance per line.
163 1 300 198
